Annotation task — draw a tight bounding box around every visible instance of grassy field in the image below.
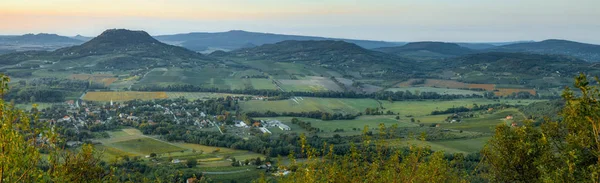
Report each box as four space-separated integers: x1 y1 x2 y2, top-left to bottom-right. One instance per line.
111 138 186 154
83 91 168 101
15 103 55 110
389 136 491 154
242 98 545 117
166 92 249 100
257 116 418 135
385 87 483 95
93 128 264 163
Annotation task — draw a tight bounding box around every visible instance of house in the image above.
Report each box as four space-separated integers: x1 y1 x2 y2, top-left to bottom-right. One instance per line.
66 100 75 106
511 122 518 127
506 115 514 120
253 121 261 127
235 121 248 128
127 116 139 121
171 159 181 164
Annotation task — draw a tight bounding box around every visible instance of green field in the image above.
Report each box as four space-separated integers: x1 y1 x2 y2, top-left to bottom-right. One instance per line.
242 98 545 117
111 137 186 155
257 115 418 135
390 136 491 154
385 87 483 95
166 92 249 100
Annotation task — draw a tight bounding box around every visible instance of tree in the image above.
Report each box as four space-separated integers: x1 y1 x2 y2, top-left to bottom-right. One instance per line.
483 74 600 182
186 159 198 168
150 152 157 158
0 74 107 182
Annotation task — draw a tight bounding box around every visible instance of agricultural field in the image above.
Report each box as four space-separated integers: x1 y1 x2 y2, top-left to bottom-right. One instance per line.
83 91 168 101
278 76 343 92
494 88 537 96
385 87 483 95
166 92 249 100
93 128 264 163
389 136 491 154
257 115 418 136
70 73 118 86
242 97 545 117
240 97 379 114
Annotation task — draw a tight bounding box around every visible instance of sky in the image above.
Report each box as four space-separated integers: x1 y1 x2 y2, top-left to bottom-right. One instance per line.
1 0 599 43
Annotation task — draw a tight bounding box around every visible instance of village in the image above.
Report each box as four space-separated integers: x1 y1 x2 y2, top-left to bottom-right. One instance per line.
39 96 292 147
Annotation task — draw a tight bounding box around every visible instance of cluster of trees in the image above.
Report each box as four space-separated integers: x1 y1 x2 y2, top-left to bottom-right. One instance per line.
430 103 514 115
135 84 488 101
6 88 66 103
291 118 320 133
364 107 395 115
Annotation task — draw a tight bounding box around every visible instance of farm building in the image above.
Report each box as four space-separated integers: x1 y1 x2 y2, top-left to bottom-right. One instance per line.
278 123 291 131
235 121 248 128
259 127 271 134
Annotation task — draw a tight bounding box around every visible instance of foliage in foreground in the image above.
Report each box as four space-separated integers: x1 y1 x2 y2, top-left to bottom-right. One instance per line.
270 125 468 183
484 74 600 182
0 74 107 182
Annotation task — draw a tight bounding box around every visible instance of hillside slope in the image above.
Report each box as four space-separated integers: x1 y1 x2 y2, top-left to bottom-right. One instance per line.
490 39 600 62
155 30 403 52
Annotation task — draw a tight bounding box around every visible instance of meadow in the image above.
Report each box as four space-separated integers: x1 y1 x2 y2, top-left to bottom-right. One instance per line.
83 91 168 101
241 97 545 117
93 128 265 163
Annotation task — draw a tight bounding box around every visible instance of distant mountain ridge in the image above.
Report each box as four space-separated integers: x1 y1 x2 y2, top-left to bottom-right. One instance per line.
154 30 404 52
489 39 600 62
376 42 475 56
0 33 82 44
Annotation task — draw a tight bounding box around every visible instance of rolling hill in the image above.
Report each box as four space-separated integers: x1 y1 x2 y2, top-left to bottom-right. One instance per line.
0 29 214 70
375 42 476 60
444 52 599 87
226 40 416 77
154 30 404 52
490 39 600 62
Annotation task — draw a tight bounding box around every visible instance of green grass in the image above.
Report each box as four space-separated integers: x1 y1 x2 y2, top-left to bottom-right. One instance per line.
390 136 490 154
242 98 544 117
256 116 418 136
385 87 483 95
436 108 526 133
110 137 186 155
241 97 379 114
15 103 55 110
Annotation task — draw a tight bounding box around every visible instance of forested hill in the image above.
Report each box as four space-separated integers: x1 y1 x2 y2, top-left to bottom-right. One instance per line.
227 40 416 75
0 29 216 70
450 52 594 75
490 39 600 62
53 29 209 59
375 42 476 57
154 30 403 52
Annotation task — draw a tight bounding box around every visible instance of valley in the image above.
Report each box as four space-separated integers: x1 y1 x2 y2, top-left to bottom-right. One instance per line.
0 28 596 182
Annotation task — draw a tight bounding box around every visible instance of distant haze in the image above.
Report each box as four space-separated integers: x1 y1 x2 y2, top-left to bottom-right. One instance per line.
1 0 599 44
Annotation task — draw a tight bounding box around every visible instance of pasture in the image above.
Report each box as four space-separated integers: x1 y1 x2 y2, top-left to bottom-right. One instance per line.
93 128 264 163
257 115 418 135
242 98 545 117
83 91 168 101
166 92 249 100
385 87 483 95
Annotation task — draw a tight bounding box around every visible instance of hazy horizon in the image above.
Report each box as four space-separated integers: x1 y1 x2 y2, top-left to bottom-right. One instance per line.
1 0 599 44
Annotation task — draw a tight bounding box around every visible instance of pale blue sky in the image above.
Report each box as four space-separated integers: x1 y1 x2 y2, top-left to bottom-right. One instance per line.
1 0 599 43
